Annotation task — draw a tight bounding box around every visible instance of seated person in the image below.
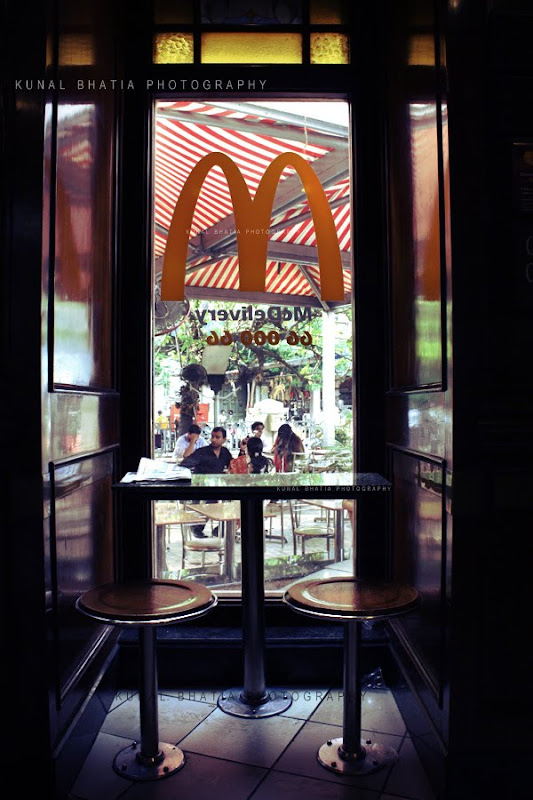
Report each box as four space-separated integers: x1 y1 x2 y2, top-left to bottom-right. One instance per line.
238 420 265 455
173 423 207 462
247 436 272 474
251 420 264 438
181 426 232 474
181 426 233 537
229 435 272 474
272 422 305 472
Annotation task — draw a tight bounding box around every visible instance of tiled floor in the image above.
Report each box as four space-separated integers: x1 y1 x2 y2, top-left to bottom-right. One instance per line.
69 685 437 800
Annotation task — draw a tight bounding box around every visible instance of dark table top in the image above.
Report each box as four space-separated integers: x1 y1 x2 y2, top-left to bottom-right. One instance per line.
113 471 391 501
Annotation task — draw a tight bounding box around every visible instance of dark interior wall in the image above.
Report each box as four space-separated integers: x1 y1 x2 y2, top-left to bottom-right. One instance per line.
445 1 533 797
383 2 533 798
2 0 122 791
1 1 51 786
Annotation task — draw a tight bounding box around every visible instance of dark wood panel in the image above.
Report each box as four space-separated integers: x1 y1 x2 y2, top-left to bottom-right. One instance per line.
50 452 115 701
389 447 446 703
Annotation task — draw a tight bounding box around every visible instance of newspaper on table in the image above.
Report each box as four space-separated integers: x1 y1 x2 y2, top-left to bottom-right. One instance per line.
120 457 192 483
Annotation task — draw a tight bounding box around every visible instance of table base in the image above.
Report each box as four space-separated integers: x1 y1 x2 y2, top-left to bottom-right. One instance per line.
317 737 398 775
218 687 292 718
113 741 185 781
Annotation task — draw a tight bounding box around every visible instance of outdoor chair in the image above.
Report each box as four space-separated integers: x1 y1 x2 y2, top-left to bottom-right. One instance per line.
288 500 335 557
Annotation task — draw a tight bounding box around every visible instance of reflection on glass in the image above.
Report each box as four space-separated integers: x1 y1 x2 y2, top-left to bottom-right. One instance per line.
201 0 302 23
410 102 443 385
201 32 302 62
53 102 113 387
154 32 194 63
310 32 349 64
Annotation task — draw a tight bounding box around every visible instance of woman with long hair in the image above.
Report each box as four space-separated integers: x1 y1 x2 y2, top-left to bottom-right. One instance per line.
272 423 304 472
229 435 272 474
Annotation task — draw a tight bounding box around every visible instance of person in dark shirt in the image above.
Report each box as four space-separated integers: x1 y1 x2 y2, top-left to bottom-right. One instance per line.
181 426 232 474
181 426 232 537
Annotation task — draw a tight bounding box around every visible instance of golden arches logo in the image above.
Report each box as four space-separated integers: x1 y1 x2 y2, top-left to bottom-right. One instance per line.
161 152 345 302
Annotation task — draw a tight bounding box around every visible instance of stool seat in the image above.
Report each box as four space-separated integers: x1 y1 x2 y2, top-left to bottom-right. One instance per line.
284 577 418 621
77 579 215 625
283 575 418 777
76 579 217 782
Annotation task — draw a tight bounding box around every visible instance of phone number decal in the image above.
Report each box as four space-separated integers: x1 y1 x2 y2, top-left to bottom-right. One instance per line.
206 330 313 346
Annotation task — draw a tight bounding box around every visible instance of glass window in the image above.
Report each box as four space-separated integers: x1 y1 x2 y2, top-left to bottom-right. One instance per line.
152 0 351 64
53 101 114 388
310 32 350 64
151 99 354 597
154 32 194 64
201 32 302 63
389 102 444 388
58 33 95 66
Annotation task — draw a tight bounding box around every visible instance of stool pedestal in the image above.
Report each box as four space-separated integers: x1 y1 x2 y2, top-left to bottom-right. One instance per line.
112 626 185 781
317 620 397 775
218 498 292 718
76 580 217 781
284 577 418 776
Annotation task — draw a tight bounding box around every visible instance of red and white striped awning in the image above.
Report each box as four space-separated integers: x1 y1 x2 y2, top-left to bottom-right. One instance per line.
153 100 352 308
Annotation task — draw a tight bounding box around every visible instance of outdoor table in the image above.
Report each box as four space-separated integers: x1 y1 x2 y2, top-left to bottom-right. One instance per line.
183 501 240 581
114 472 391 719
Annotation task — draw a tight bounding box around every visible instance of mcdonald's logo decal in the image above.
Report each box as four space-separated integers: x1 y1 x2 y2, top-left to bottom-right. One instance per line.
161 152 345 302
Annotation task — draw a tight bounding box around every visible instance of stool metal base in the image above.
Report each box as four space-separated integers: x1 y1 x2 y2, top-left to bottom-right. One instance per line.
113 741 185 781
317 737 398 776
218 688 292 718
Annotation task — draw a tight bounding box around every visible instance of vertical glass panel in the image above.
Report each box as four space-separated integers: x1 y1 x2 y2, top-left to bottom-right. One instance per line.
409 102 442 385
310 0 348 24
386 1 444 389
201 32 302 63
154 32 194 63
201 0 301 23
388 103 443 387
58 33 95 65
408 33 435 66
53 99 113 387
310 32 350 64
154 0 193 24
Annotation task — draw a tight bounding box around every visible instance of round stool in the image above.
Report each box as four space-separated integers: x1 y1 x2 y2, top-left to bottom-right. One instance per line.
283 576 418 776
76 579 217 781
